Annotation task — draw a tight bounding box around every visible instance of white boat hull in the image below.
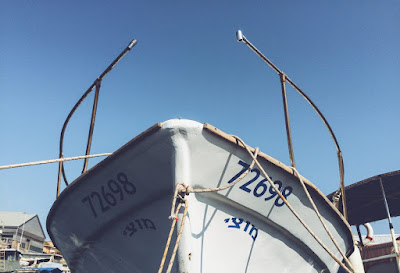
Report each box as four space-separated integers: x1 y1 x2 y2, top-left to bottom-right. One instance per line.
47 119 356 273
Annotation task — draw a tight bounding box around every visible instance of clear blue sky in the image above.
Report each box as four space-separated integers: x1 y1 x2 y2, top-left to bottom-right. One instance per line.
1 1 399 237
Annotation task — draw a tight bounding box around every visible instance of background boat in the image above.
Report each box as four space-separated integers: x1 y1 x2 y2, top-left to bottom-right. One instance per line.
328 170 400 273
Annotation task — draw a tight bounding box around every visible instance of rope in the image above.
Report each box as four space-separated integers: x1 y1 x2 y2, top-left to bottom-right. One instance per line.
0 153 112 170
239 142 353 273
158 202 182 273
181 143 259 195
158 143 259 273
290 167 354 272
158 137 354 272
166 198 188 273
278 74 350 262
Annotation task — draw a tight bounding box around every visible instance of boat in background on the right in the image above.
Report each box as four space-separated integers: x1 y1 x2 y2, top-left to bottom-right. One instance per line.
329 170 400 273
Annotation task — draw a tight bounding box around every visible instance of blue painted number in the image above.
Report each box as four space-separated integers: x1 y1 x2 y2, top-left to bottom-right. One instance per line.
228 160 293 207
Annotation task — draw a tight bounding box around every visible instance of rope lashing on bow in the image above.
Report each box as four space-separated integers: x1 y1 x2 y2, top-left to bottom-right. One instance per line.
158 196 189 273
290 167 354 272
159 135 354 273
239 142 354 273
158 138 259 273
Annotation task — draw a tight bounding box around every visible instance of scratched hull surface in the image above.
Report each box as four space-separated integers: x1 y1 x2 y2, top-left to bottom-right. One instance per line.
47 119 354 273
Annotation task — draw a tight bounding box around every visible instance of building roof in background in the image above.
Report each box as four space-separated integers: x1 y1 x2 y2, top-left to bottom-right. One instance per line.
0 211 36 227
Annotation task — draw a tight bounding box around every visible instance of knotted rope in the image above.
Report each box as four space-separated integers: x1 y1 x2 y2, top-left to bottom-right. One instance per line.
158 136 354 273
158 138 259 273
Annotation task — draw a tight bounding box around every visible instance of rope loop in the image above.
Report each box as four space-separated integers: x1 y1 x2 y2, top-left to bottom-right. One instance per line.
159 138 259 273
159 186 189 273
168 182 186 220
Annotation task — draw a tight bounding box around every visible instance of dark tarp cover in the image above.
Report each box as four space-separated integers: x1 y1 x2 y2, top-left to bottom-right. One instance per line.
327 170 400 226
